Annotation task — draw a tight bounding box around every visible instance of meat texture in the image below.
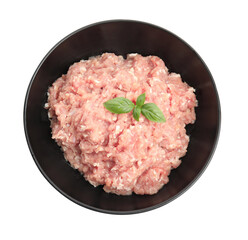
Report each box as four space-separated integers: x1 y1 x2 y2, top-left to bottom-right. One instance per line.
46 53 197 195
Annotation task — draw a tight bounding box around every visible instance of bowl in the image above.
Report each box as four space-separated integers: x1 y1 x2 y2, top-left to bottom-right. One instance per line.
24 20 221 214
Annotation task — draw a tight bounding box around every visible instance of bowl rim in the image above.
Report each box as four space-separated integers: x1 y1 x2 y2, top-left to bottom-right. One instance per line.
23 19 221 215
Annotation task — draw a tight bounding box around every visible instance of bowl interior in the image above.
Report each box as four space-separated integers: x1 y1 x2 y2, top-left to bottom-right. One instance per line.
24 20 220 214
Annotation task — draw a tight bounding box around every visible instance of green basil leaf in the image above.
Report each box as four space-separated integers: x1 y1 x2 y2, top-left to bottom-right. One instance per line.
133 106 141 121
136 93 146 107
141 103 166 123
103 97 135 114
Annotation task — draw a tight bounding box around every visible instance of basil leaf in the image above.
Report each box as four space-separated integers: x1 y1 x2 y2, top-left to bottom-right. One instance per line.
133 106 141 121
136 93 146 107
103 97 135 114
141 103 166 123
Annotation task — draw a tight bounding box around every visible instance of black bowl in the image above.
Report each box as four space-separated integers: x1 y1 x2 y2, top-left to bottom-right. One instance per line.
24 20 221 214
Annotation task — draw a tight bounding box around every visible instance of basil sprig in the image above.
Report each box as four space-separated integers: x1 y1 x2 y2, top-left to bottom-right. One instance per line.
103 93 166 123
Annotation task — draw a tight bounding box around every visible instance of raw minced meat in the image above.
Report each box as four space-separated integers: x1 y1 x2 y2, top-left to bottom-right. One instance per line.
46 53 197 195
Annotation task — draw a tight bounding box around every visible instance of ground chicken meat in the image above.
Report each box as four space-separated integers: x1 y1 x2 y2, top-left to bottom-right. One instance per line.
46 53 197 195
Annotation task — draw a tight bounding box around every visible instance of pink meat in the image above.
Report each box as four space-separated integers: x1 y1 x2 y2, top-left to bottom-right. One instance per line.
46 53 197 195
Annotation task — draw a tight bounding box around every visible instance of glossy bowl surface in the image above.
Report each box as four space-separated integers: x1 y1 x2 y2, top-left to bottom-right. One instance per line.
24 20 221 214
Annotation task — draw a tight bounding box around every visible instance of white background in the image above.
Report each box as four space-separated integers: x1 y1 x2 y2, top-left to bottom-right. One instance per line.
1 0 247 239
